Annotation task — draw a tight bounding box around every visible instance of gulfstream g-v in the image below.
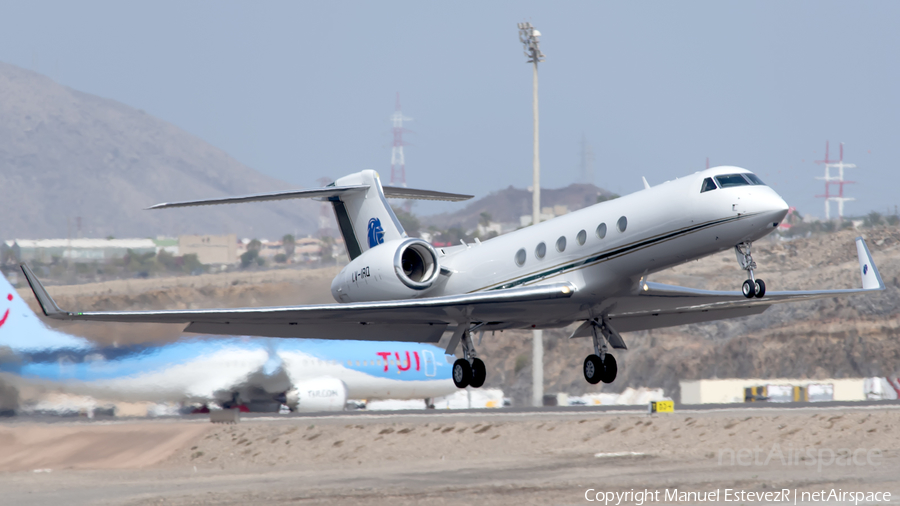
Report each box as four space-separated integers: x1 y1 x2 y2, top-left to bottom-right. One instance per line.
21 167 884 389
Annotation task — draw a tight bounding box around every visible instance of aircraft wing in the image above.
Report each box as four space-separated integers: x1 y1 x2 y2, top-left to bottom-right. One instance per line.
597 237 884 333
19 264 575 343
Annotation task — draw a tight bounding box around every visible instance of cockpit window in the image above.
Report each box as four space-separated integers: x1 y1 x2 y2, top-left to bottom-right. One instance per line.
700 177 717 193
744 173 766 185
714 174 751 188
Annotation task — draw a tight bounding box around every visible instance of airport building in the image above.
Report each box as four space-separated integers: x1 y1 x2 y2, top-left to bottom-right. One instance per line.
680 378 870 404
3 238 176 263
178 234 238 265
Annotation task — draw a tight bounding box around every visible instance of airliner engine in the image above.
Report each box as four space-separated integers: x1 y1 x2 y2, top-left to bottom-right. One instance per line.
330 238 441 302
285 377 348 412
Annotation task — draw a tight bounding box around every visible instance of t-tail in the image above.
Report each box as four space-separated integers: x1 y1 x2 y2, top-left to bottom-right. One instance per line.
146 170 472 260
328 170 405 259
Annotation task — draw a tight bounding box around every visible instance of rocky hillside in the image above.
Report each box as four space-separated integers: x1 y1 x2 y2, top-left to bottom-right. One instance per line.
423 183 616 230
0 62 316 240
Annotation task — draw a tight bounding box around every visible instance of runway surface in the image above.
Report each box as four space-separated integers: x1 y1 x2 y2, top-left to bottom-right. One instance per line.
2 401 899 505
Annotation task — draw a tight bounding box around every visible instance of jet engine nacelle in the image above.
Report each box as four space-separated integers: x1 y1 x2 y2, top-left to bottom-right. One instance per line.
285 377 348 412
331 238 441 302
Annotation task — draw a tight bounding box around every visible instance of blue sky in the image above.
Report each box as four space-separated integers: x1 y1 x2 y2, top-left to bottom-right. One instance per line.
1 1 897 218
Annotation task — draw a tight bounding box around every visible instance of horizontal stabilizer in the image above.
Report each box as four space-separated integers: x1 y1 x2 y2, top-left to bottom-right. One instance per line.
146 185 369 210
382 186 472 202
146 184 471 210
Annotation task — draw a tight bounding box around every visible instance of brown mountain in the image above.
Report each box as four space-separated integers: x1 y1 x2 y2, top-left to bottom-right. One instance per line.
0 61 316 240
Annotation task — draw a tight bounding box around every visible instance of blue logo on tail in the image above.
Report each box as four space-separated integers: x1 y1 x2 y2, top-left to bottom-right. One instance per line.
367 218 385 248
864 264 868 275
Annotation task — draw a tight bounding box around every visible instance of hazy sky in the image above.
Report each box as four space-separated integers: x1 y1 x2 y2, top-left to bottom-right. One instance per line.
2 1 898 218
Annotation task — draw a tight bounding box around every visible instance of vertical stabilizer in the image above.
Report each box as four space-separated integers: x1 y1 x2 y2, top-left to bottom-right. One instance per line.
330 170 406 260
0 273 90 352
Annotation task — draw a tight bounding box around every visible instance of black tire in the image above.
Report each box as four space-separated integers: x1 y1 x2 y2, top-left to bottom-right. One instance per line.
469 358 486 388
754 279 766 298
602 354 618 384
583 355 603 384
452 359 471 388
742 279 756 298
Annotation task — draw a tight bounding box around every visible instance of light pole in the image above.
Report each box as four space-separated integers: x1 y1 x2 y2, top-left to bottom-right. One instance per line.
518 21 545 407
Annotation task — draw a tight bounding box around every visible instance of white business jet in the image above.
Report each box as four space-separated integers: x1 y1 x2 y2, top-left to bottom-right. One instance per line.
20 167 884 390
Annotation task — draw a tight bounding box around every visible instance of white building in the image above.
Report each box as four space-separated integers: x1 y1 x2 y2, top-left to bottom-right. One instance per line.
680 378 867 404
4 238 171 263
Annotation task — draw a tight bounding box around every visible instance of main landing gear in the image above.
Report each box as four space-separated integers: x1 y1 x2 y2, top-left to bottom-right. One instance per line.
452 326 486 389
735 242 766 299
583 319 618 385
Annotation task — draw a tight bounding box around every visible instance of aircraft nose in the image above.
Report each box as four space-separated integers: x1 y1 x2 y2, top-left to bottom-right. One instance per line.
762 191 790 222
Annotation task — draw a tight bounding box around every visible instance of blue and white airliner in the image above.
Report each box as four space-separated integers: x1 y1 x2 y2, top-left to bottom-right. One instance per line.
0 273 456 414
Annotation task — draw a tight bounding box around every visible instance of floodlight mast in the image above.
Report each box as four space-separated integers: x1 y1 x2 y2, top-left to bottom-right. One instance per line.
518 21 546 408
518 22 545 230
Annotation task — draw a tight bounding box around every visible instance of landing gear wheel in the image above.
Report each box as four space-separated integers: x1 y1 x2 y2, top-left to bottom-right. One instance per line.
601 354 618 384
742 279 756 298
452 359 472 388
583 355 603 385
754 279 766 298
469 358 486 388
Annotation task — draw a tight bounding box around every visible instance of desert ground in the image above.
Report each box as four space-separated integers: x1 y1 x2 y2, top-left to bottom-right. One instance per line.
1 405 898 505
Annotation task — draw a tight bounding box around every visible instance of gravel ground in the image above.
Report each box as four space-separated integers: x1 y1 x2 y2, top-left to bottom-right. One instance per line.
1 406 898 505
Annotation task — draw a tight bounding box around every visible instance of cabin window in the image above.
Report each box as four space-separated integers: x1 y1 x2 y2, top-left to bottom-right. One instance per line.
515 248 526 266
576 230 587 245
744 173 766 185
714 174 751 188
556 236 566 252
535 242 547 259
596 223 607 239
617 216 627 233
701 177 717 193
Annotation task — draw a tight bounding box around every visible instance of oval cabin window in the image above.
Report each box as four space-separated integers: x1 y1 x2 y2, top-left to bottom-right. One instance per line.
515 248 526 266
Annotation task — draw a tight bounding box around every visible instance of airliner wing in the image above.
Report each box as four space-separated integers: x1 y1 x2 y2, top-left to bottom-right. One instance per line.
19 264 575 343
601 237 884 332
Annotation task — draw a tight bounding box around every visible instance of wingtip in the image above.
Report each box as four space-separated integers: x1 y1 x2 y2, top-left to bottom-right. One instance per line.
19 263 67 318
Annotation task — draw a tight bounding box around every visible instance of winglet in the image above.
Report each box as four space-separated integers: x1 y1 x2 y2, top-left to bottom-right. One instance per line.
19 263 68 319
642 176 651 190
855 237 884 290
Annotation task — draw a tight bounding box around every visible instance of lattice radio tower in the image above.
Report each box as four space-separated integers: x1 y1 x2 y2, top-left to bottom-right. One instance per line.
815 141 857 220
390 93 412 187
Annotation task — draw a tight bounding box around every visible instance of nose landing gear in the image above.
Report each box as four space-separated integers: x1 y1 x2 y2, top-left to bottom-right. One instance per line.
735 242 766 299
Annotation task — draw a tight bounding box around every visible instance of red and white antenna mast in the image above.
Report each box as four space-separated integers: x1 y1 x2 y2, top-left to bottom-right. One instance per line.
815 141 856 220
390 93 412 187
